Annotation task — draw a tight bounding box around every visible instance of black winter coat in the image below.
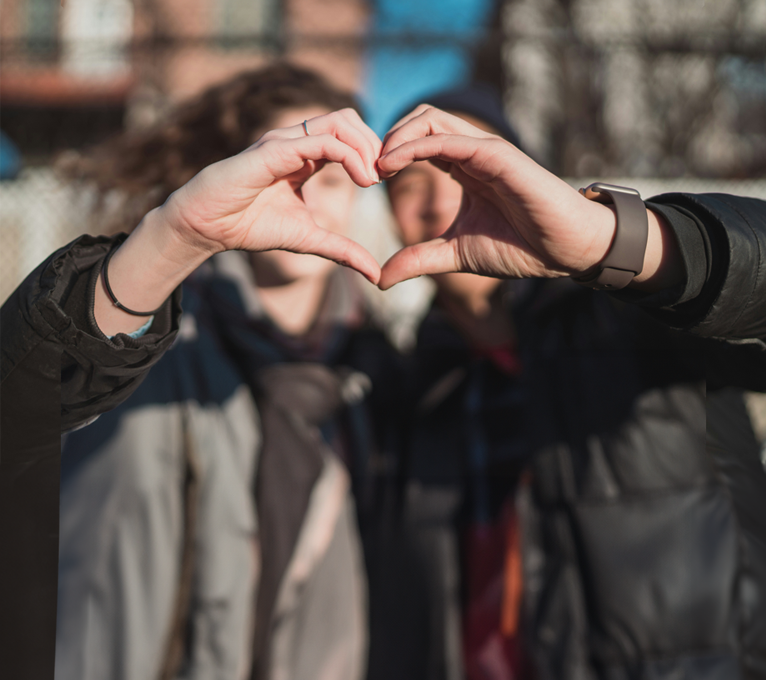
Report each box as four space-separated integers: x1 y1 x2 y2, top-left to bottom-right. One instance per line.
1 194 765 679
1 236 182 679
516 194 766 680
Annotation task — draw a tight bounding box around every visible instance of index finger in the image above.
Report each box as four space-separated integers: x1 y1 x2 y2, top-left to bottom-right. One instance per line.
264 108 382 183
381 103 434 147
381 106 498 159
378 134 513 183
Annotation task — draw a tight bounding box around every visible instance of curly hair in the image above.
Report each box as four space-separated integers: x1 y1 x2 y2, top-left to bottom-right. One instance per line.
62 63 360 233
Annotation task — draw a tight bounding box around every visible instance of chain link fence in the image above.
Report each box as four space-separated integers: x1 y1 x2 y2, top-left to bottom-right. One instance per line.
502 0 766 176
2 0 766 308
0 169 95 302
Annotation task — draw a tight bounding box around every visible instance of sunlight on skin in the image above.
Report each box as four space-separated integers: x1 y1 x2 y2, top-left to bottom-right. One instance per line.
377 106 683 292
93 109 382 337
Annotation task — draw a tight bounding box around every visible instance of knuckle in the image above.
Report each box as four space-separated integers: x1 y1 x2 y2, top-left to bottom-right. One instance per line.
317 134 343 154
261 138 289 155
255 138 275 153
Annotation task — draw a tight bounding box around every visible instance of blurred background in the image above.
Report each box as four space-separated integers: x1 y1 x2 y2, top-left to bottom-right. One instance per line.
2 3 766 674
1 0 766 304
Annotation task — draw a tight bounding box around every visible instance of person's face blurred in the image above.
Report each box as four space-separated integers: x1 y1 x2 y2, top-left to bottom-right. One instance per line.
387 161 463 247
386 112 503 300
250 106 358 286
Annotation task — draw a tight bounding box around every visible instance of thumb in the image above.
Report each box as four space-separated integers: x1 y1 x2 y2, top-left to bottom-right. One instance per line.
378 238 457 290
294 228 381 285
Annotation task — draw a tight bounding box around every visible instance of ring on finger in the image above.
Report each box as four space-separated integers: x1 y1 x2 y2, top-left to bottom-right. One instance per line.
302 120 310 136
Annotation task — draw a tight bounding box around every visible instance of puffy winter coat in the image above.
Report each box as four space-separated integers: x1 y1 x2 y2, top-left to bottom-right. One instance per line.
517 194 766 680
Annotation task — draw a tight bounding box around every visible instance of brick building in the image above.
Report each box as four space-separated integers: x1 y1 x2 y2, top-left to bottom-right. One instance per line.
0 0 369 161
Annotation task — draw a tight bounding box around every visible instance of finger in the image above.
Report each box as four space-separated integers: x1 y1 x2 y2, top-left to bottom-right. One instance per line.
304 109 381 182
381 103 434 147
378 134 512 183
294 227 381 285
380 107 496 162
336 108 383 170
256 134 376 188
378 238 458 290
340 108 383 153
266 109 382 183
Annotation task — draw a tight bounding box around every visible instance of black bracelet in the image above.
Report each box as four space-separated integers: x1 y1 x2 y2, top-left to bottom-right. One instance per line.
101 245 166 317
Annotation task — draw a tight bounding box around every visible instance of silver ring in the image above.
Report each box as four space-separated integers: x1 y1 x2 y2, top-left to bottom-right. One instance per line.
302 120 310 136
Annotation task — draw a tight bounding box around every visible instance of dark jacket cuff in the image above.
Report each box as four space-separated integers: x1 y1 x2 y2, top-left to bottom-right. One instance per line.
1 234 182 432
612 193 766 342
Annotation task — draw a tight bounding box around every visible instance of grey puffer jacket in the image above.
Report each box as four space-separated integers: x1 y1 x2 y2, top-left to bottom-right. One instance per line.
516 194 766 680
1 242 370 680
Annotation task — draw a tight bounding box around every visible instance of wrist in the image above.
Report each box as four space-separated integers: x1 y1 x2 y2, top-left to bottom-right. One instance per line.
156 193 226 264
629 208 684 291
93 208 212 337
571 184 650 290
571 201 684 293
573 201 618 278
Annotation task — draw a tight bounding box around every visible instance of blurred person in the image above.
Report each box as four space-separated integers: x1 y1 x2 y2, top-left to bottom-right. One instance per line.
377 107 766 680
5 93 765 680
364 85 533 680
1 99 382 680
24 64 387 680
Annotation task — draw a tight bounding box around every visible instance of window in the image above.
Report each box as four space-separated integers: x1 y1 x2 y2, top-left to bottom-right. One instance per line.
60 0 134 77
217 0 281 50
26 0 60 62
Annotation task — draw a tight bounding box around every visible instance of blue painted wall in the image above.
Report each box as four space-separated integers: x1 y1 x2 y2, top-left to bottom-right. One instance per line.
363 0 496 135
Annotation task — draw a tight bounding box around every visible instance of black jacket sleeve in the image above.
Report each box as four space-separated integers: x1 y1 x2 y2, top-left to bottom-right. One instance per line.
2 233 182 431
0 234 181 680
614 193 766 344
610 193 766 392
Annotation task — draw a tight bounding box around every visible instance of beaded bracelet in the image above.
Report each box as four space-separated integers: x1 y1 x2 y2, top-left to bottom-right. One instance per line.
102 246 167 317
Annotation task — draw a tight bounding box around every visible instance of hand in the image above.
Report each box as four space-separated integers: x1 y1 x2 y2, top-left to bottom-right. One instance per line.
95 110 383 336
162 108 382 283
376 106 620 289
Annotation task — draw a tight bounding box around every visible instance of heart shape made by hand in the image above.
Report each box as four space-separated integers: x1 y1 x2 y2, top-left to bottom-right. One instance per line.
374 105 620 290
164 106 633 292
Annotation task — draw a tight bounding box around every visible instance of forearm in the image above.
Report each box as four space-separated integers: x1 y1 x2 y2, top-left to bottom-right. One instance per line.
94 204 216 336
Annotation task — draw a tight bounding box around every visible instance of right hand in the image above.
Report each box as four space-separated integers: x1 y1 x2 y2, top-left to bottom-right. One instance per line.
376 106 617 289
161 108 382 283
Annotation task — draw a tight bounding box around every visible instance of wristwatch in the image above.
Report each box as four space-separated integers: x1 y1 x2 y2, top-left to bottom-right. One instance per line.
572 182 648 290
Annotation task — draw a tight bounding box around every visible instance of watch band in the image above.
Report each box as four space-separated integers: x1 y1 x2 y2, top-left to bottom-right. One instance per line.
572 182 648 290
